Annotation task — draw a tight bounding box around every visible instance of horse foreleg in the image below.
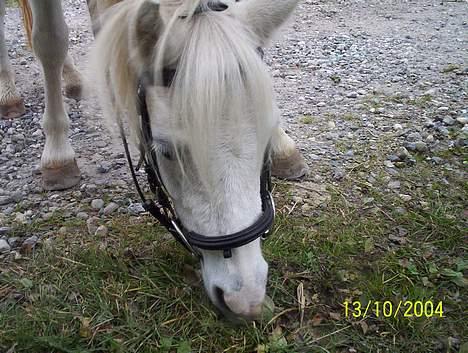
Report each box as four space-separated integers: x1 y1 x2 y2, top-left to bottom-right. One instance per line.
271 126 308 180
0 0 25 118
29 0 80 190
62 54 83 100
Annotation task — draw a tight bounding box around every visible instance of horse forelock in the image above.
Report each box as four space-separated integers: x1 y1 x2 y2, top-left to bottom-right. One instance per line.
156 9 276 189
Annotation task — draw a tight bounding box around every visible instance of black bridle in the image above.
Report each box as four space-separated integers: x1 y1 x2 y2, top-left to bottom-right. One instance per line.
118 2 275 259
119 83 275 259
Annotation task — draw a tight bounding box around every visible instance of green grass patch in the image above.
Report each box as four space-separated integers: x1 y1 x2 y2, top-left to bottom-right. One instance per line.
441 64 460 73
6 0 18 7
300 115 315 125
1 145 466 352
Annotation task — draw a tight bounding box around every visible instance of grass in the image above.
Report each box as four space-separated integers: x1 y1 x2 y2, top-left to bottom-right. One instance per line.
441 64 460 73
362 93 434 110
6 0 17 7
300 115 316 125
1 143 466 352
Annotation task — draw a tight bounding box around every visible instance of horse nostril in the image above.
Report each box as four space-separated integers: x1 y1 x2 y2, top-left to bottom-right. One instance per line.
214 286 231 313
214 286 263 320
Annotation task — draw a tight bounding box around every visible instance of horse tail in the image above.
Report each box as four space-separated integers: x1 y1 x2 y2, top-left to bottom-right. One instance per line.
18 0 33 48
156 0 276 186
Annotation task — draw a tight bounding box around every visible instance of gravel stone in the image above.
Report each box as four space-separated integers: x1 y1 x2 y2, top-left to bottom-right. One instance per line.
388 180 401 189
103 202 119 215
91 199 105 210
0 239 11 253
76 212 89 220
414 141 428 152
0 226 12 236
399 194 412 202
94 225 108 236
406 132 422 142
7 237 20 247
21 235 38 254
397 147 410 160
86 217 100 235
0 196 12 206
128 203 145 215
443 117 456 126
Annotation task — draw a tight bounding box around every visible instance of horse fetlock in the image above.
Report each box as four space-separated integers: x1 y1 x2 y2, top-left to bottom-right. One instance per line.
64 81 83 100
0 96 25 119
0 73 25 118
271 147 309 180
63 55 84 100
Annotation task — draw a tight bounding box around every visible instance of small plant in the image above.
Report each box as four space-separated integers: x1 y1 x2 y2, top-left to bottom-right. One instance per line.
300 115 315 124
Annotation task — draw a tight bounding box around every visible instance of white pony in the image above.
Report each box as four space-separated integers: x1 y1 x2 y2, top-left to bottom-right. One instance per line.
92 0 301 319
0 0 306 319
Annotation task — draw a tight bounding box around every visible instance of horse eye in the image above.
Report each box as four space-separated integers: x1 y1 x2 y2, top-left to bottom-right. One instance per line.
155 139 174 160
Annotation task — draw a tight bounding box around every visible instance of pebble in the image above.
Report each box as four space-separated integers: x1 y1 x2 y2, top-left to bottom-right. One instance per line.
0 196 12 206
86 217 100 235
0 226 11 236
91 199 105 210
397 147 410 160
399 194 412 202
128 203 145 215
8 237 20 247
97 161 112 174
21 235 38 254
443 117 456 126
394 207 407 215
388 180 401 189
393 123 403 130
0 239 11 253
76 212 89 220
94 225 108 236
406 132 422 142
461 125 468 137
15 213 27 224
332 169 345 181
103 202 119 215
437 126 449 136
414 141 428 152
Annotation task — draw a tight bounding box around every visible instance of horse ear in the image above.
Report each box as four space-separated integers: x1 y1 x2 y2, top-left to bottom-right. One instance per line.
233 0 299 45
134 0 164 67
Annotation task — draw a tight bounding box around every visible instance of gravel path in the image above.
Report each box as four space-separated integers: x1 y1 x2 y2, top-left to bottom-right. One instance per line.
0 0 467 246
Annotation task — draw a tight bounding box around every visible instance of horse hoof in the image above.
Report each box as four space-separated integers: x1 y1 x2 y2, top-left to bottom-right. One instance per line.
272 148 309 180
42 159 81 191
64 84 82 101
0 98 25 119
